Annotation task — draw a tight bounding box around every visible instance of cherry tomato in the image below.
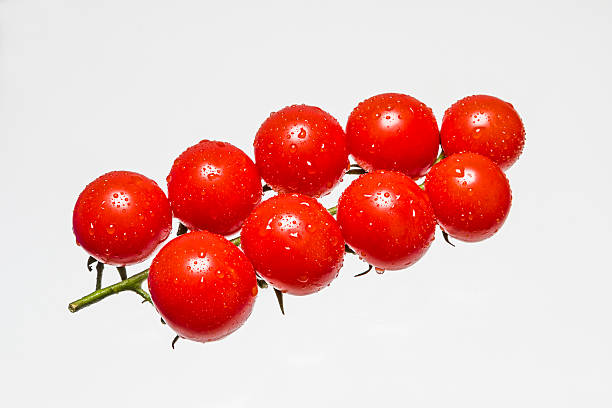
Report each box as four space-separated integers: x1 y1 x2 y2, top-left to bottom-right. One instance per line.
240 194 344 295
337 170 436 270
73 171 172 266
346 93 440 178
148 231 258 343
254 105 348 197
440 95 525 170
424 152 512 242
167 140 262 235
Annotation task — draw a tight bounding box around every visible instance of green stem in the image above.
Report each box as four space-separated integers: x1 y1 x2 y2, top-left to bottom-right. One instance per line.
95 262 104 290
433 151 446 165
70 204 344 313
68 270 150 313
117 266 127 281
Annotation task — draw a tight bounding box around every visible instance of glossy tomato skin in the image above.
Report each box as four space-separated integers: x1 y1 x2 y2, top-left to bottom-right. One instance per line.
424 152 512 242
346 93 440 178
254 105 349 197
240 194 344 295
337 171 436 270
440 95 525 170
167 140 262 235
148 231 258 343
73 171 172 266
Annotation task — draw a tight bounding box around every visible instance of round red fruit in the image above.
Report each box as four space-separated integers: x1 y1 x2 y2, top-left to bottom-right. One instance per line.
424 152 512 242
148 231 258 343
337 170 436 270
240 194 344 295
346 93 440 178
440 95 525 170
167 140 262 235
73 171 172 266
254 105 348 197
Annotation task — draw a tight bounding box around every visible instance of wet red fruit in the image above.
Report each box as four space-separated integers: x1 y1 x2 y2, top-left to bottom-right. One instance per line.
337 170 436 270
167 140 262 235
240 194 344 295
346 93 440 178
424 152 512 242
72 171 172 266
148 231 258 343
440 95 525 170
254 105 349 197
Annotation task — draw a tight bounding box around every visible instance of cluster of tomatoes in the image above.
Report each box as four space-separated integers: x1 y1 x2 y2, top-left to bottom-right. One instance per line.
72 93 525 344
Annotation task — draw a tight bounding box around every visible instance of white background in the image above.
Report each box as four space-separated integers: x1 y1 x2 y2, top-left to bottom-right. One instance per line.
1 0 611 406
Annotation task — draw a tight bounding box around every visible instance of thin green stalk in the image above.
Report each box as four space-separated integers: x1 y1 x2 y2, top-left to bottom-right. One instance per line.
68 270 150 313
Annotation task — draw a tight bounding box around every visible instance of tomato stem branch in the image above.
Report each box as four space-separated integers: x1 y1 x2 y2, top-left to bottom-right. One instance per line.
95 262 104 290
117 266 127 281
68 269 150 313
434 151 446 165
70 205 345 313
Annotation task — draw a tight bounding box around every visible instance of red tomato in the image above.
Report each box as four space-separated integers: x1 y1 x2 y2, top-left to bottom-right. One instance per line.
73 171 172 266
167 140 262 235
148 231 258 343
254 105 349 197
337 170 436 270
424 152 512 242
240 194 344 295
346 93 440 178
440 95 525 170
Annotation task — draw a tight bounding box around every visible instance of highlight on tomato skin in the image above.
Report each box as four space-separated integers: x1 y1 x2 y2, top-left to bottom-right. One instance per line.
148 231 258 343
72 171 172 266
345 93 440 178
424 152 512 242
337 170 437 271
253 104 349 197
240 193 345 296
440 95 525 171
167 140 263 236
